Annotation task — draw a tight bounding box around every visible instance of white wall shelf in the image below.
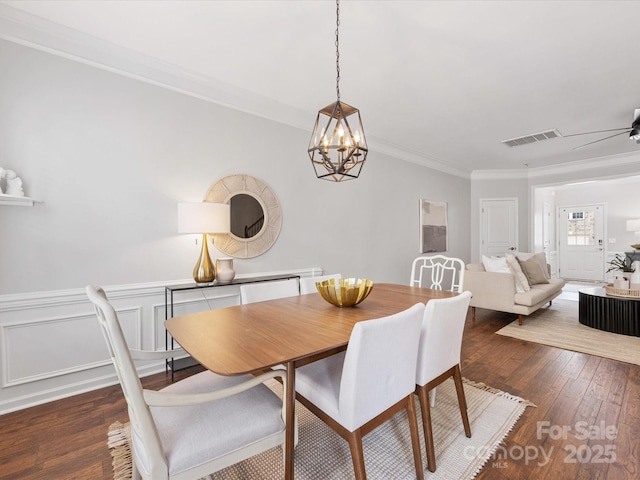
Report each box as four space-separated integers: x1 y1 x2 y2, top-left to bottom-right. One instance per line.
0 195 41 206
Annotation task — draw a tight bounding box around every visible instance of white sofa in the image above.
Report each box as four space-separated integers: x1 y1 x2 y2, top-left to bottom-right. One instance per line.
463 254 565 326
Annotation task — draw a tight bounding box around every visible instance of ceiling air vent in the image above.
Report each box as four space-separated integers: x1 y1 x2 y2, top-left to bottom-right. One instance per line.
501 129 562 147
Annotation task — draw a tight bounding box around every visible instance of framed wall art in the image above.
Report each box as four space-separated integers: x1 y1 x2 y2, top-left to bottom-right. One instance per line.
420 199 448 253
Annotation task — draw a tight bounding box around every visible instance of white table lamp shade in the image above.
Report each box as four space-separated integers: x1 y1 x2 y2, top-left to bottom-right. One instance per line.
626 219 640 232
178 202 230 284
178 202 230 234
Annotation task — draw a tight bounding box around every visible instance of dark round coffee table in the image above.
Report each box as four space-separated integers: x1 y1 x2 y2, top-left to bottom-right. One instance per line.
578 287 640 337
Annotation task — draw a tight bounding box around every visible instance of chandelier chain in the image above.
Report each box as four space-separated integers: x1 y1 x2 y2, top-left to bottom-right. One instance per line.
335 0 340 101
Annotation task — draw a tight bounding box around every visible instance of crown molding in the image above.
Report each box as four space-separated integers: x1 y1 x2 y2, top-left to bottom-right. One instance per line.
10 4 634 183
367 138 470 179
525 150 640 178
470 169 529 181
0 4 473 180
0 4 311 125
472 150 640 181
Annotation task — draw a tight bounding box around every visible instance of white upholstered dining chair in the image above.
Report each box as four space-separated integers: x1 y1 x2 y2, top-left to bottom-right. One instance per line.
299 273 342 295
410 255 465 293
86 285 291 480
410 256 467 418
415 290 473 472
239 278 300 304
294 303 425 480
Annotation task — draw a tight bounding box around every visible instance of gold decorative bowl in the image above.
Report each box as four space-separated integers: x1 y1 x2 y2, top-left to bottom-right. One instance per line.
316 278 374 307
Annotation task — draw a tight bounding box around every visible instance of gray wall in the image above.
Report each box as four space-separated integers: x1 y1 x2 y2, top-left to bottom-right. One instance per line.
0 39 471 295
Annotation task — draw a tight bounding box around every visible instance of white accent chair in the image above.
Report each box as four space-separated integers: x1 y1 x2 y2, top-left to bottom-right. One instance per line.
86 285 290 480
239 278 300 304
295 303 425 480
299 273 342 295
410 255 465 293
415 291 473 472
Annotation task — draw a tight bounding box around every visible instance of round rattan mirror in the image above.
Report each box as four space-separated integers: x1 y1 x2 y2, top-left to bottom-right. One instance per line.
204 174 282 258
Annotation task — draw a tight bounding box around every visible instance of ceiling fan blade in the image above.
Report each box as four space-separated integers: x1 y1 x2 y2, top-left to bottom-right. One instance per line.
572 130 631 150
563 127 630 138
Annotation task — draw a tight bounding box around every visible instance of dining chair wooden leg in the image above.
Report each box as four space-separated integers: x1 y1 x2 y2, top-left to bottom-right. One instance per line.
346 430 367 480
453 365 472 438
285 361 296 480
407 394 425 479
417 386 437 472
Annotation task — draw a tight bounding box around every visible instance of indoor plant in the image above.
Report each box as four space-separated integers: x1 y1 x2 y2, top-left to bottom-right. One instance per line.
607 253 635 289
606 253 636 274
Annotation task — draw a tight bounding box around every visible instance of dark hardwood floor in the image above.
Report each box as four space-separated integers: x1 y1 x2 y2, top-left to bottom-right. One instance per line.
1 306 638 480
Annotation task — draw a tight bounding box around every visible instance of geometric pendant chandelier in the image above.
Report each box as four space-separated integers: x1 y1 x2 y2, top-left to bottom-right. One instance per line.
308 0 368 182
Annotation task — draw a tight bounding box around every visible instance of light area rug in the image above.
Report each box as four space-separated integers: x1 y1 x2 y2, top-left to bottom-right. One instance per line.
496 298 640 366
108 378 533 480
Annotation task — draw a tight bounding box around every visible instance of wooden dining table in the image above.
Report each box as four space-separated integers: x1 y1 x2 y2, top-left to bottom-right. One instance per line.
165 283 457 479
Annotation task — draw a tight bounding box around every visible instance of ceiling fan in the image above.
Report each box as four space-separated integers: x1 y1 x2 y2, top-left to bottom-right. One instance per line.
564 108 640 150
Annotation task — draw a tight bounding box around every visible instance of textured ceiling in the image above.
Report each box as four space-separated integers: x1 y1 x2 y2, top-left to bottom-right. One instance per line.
2 0 640 176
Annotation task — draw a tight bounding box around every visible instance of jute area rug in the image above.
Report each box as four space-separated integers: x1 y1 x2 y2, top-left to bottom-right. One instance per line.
496 298 640 366
108 378 533 480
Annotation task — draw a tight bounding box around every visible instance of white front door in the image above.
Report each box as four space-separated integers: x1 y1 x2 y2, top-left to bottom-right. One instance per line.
557 204 605 281
480 198 518 257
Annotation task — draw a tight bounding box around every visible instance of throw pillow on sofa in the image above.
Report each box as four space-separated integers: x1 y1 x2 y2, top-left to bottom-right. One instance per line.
505 254 531 293
517 255 550 285
514 251 550 280
482 255 511 274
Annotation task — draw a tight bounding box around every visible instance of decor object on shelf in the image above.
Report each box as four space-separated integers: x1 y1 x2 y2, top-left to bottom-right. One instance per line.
177 202 230 285
316 277 373 307
627 218 640 249
4 170 24 196
307 0 367 182
204 174 281 259
215 258 235 284
420 200 448 253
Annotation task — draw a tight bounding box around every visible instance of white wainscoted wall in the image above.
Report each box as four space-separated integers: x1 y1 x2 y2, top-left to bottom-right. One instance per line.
0 268 318 415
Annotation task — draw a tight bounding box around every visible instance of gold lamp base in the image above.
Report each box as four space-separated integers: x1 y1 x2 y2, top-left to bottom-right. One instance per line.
193 234 215 285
